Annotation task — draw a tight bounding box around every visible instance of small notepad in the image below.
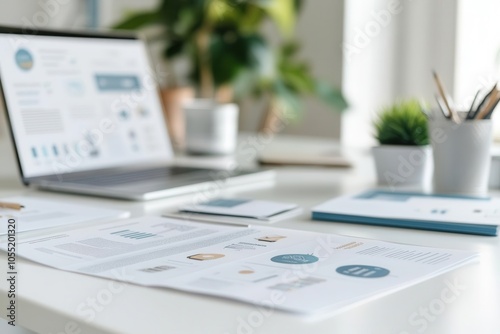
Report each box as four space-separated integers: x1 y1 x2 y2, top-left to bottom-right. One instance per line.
169 198 302 224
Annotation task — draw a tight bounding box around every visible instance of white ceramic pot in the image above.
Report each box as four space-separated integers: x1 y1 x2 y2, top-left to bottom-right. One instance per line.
429 118 493 196
490 153 500 189
372 145 432 190
184 99 239 155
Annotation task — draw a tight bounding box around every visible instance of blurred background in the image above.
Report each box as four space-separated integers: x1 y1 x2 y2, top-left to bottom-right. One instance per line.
1 0 500 148
1 1 500 332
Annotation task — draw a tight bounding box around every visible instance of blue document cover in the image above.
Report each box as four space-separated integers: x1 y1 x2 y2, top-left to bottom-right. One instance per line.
312 190 499 236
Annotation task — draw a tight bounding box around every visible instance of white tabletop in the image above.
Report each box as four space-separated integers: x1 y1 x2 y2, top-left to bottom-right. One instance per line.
0 135 499 334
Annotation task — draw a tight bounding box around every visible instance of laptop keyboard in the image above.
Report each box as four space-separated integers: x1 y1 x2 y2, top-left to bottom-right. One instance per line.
56 166 211 186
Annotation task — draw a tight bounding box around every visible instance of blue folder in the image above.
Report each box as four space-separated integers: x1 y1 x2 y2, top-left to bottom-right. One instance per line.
312 190 498 236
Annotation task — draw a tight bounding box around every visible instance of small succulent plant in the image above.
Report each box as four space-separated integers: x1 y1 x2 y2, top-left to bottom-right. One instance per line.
374 99 429 146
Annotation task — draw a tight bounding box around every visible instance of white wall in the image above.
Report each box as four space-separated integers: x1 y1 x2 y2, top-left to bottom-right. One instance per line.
99 0 158 27
275 0 344 139
341 0 399 148
455 0 500 140
0 0 87 29
341 0 458 148
0 2 38 25
239 0 345 138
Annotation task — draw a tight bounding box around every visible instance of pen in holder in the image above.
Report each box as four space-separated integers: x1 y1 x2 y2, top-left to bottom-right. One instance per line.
429 116 493 196
430 72 498 195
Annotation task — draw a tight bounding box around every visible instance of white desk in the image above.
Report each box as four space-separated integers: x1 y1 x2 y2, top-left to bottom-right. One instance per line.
0 135 499 334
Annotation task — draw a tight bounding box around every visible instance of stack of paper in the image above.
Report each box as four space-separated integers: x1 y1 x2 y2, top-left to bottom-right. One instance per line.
2 216 477 317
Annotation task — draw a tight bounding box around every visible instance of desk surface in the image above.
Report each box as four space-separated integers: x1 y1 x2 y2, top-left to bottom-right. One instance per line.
0 135 499 334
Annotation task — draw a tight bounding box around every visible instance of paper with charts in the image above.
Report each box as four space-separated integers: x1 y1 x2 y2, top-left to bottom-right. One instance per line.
8 216 477 316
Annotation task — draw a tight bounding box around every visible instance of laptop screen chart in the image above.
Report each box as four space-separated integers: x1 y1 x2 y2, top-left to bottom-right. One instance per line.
0 33 172 178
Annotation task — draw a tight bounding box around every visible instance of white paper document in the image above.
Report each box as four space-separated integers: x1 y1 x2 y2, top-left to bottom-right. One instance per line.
179 198 300 220
6 216 477 316
0 196 130 235
171 198 302 224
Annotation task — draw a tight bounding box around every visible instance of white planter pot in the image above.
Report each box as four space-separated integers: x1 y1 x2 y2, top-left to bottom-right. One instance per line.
372 145 432 189
490 152 500 189
429 118 493 196
184 100 239 155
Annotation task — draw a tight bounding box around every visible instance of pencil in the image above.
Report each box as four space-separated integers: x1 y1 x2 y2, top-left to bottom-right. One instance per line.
472 84 497 119
477 87 500 119
434 94 449 119
466 89 481 119
433 71 461 123
0 202 24 211
484 97 500 119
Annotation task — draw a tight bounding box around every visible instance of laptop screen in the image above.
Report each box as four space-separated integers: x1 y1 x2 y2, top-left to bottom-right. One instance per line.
0 30 173 178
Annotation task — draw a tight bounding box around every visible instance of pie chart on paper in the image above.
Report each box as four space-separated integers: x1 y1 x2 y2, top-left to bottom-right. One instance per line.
271 254 319 264
336 265 390 278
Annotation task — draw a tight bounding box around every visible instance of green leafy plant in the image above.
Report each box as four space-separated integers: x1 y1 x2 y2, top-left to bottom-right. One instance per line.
251 42 347 122
374 100 429 146
114 0 300 98
113 0 347 129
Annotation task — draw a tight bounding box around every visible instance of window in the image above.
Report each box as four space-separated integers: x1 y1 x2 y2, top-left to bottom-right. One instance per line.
455 0 500 141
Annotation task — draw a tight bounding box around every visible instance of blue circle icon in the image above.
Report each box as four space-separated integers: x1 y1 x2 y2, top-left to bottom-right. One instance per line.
15 49 34 71
271 254 319 265
336 265 390 278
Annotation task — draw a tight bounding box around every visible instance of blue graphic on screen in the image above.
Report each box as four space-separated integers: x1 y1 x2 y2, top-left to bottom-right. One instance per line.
15 49 34 71
336 265 390 278
271 254 319 265
95 74 141 91
66 80 85 96
204 199 250 208
111 229 157 240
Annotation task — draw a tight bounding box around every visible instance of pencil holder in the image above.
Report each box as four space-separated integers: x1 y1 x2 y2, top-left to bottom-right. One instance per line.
429 118 493 196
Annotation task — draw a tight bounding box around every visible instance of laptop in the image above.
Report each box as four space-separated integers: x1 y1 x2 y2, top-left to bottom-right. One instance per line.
0 26 273 201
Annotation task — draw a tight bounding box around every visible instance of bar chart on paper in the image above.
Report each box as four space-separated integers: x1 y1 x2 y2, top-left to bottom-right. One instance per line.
110 229 157 240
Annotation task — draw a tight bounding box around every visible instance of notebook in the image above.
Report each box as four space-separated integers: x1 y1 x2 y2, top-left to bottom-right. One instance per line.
165 198 302 224
312 190 500 236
